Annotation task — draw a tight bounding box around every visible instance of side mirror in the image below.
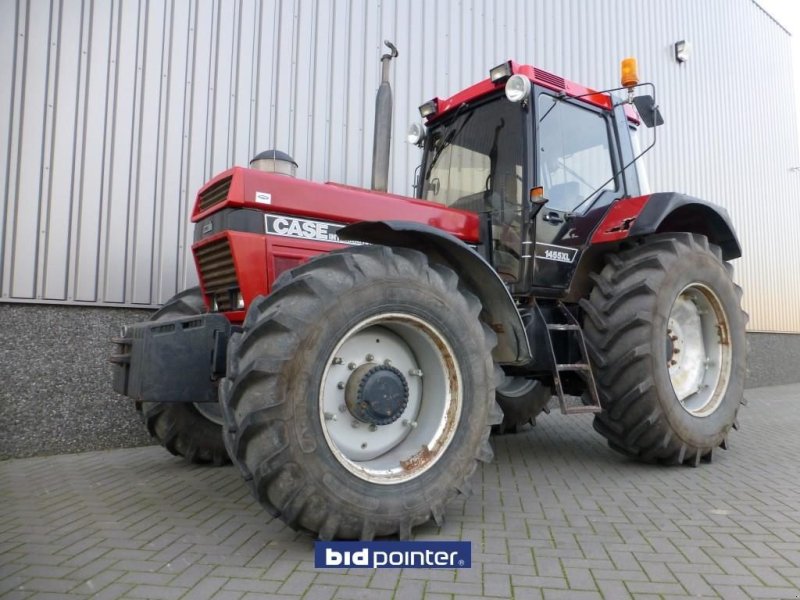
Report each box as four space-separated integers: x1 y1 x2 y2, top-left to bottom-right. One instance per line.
632 95 664 128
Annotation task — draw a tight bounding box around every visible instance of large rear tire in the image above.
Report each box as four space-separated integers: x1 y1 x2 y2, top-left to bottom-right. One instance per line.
140 287 229 466
219 246 497 540
580 233 747 465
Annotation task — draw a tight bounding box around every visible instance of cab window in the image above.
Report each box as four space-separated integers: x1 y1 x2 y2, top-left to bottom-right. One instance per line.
537 94 616 213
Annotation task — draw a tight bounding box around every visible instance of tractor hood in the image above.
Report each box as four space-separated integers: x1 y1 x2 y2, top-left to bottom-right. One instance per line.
191 167 481 244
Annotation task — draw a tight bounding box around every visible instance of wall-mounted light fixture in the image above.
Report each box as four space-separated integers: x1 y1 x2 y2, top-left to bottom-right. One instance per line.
675 40 692 63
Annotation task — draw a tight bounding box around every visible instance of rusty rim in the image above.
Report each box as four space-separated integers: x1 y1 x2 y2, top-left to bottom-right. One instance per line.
319 313 462 484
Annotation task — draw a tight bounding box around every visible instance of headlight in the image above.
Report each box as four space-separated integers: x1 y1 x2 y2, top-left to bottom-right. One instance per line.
505 74 531 103
406 122 425 146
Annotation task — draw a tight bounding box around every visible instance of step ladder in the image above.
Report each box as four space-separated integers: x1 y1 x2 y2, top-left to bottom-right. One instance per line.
534 300 602 415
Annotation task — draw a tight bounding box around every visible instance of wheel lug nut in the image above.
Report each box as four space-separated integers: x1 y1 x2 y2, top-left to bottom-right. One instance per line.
408 368 423 377
383 359 392 366
337 382 345 390
369 424 377 432
348 362 357 370
324 412 337 422
402 419 418 428
366 354 375 362
338 404 347 412
332 357 343 365
351 420 360 428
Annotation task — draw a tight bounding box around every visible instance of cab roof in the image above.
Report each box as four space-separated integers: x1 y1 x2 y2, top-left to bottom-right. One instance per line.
424 60 640 124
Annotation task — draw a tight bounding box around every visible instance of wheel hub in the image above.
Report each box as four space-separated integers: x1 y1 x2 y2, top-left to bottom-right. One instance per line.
345 364 409 425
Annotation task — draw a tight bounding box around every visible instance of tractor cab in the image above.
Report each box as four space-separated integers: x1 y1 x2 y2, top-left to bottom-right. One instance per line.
411 60 656 294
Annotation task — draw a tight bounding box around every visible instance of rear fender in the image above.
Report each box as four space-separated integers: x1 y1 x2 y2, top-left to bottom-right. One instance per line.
338 220 532 365
591 192 742 259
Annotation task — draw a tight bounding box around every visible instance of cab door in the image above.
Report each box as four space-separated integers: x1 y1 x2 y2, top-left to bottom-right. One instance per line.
531 90 624 290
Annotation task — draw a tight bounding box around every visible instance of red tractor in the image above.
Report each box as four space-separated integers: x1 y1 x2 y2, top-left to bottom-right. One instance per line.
112 53 746 541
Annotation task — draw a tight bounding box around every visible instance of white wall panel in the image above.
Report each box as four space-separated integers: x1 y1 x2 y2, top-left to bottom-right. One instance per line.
1 0 799 332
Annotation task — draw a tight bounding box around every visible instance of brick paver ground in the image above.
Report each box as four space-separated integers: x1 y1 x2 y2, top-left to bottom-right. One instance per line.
2 384 800 600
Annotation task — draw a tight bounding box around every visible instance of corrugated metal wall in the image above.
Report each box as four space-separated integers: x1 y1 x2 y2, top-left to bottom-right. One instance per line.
2 0 799 331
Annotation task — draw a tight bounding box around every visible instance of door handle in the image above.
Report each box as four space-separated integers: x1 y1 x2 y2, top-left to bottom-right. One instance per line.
543 211 564 224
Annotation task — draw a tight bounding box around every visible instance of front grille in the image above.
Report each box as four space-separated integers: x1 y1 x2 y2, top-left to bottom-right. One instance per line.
195 237 238 311
197 176 232 214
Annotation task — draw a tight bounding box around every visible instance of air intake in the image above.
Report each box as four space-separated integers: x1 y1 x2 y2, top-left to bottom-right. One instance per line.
250 149 298 177
534 68 565 90
197 176 232 214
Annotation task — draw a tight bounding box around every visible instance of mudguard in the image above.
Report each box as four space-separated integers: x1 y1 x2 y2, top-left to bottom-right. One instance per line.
338 220 532 365
592 192 742 260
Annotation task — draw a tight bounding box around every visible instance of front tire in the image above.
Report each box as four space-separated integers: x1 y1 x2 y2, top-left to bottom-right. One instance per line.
581 233 747 465
492 374 551 434
219 246 497 540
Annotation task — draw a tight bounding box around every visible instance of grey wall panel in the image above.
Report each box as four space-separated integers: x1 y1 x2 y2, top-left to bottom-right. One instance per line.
73 0 108 302
0 0 19 299
1 0 799 333
42 0 80 301
8 0 43 300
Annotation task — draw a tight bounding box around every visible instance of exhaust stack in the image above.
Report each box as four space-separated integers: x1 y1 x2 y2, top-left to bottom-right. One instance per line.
371 41 398 192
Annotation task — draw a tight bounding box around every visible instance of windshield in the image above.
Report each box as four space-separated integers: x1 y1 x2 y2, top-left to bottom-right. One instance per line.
422 97 525 212
420 97 526 282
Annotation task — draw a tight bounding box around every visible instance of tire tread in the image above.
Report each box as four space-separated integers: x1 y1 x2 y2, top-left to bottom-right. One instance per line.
583 234 746 465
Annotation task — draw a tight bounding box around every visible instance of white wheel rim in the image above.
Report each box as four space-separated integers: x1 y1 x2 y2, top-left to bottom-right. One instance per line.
667 283 732 417
319 313 462 484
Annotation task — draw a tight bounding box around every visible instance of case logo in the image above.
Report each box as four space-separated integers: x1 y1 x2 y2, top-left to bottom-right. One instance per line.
265 214 362 245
